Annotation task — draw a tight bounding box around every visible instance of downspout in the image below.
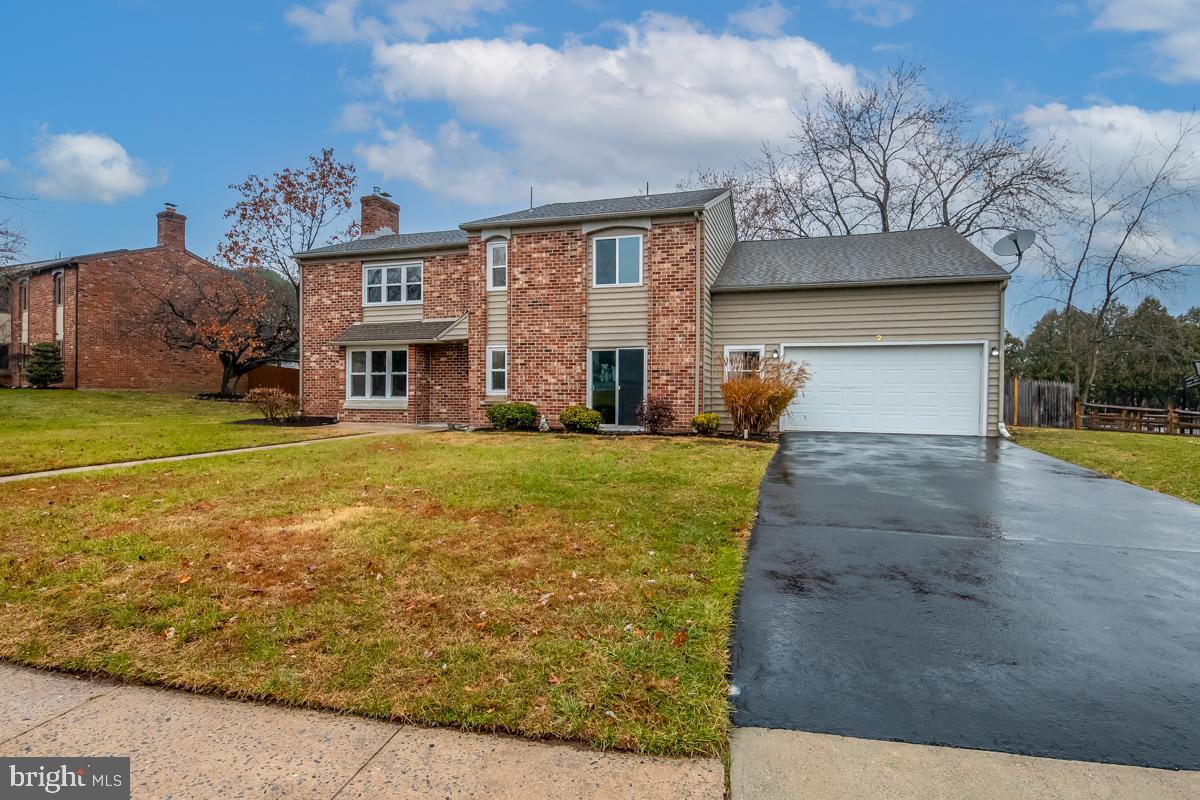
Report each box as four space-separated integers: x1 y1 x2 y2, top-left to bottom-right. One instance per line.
73 263 79 388
297 263 304 413
694 210 702 417
997 281 1010 438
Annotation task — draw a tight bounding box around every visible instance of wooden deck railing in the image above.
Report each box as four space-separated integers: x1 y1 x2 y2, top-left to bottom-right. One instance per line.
1075 400 1200 436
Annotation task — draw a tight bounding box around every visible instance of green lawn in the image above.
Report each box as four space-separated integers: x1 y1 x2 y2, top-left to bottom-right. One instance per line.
0 433 774 757
1013 427 1200 504
0 390 347 475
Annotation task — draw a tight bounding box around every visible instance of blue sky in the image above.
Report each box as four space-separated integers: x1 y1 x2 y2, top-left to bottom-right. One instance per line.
2 0 1198 331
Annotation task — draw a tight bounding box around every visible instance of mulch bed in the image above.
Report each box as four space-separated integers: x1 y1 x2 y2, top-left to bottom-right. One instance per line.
231 416 338 428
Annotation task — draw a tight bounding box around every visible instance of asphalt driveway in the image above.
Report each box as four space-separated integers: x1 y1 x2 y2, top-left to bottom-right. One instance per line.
730 433 1200 770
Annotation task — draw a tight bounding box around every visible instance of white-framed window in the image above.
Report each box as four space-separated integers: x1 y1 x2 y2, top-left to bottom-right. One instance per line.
592 234 642 287
487 346 507 395
52 271 64 306
487 241 507 290
347 347 408 399
18 280 28 310
724 345 765 379
363 262 422 306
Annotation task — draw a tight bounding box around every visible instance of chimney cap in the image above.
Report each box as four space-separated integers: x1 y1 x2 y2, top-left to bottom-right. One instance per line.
371 186 392 198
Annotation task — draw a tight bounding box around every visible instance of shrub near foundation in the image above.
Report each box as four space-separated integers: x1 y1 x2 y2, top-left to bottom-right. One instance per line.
720 356 811 436
485 401 539 431
692 413 720 436
560 405 604 432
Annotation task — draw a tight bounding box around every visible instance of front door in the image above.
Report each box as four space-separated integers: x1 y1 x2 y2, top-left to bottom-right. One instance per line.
590 348 645 427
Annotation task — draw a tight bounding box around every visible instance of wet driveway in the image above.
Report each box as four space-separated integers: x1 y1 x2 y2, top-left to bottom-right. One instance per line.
730 433 1200 770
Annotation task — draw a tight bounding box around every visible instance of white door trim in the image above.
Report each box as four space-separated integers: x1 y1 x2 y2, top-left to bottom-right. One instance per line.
778 339 990 437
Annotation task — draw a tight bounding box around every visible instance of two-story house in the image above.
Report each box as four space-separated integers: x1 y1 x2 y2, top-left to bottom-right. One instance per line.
6 205 223 391
298 188 1010 436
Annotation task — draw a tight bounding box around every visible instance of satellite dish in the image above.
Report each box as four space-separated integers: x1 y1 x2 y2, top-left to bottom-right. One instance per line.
993 229 1036 258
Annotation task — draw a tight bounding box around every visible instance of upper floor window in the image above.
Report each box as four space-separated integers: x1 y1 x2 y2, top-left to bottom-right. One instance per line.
487 241 507 290
593 234 642 287
52 272 64 306
18 281 28 309
364 263 421 306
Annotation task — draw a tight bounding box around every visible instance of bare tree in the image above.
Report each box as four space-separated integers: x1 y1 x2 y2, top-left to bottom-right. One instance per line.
217 148 359 311
1046 117 1200 401
682 63 1072 242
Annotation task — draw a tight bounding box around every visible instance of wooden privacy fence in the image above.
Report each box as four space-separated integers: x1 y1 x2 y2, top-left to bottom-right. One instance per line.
246 365 299 394
1075 400 1200 436
1005 378 1075 428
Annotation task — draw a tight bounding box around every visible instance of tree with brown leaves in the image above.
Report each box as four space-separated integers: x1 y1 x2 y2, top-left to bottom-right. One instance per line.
217 148 359 310
135 260 296 396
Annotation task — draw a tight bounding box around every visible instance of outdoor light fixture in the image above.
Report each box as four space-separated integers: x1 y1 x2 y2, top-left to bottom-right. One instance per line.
770 348 779 358
990 346 1000 357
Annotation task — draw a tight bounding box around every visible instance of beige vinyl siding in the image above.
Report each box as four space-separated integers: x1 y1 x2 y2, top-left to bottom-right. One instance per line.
587 227 649 348
700 194 736 411
710 281 1005 434
362 304 422 322
487 291 507 343
587 285 648 347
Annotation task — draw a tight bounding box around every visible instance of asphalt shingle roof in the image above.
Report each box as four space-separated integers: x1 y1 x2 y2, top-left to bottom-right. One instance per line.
296 230 469 260
4 249 134 275
712 227 1009 291
460 188 728 229
329 319 465 345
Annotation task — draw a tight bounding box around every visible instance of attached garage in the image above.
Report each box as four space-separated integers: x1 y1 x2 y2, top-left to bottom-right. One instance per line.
779 342 987 435
707 228 1009 437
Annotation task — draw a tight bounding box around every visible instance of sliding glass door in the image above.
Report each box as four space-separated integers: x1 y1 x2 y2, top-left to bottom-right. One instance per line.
590 348 645 427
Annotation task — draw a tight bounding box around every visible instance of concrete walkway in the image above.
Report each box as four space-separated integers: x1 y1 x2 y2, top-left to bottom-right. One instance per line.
0 664 722 799
0 423 426 485
731 728 1200 800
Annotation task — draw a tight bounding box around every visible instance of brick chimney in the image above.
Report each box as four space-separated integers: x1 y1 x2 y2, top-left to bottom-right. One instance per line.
360 190 399 238
156 204 186 250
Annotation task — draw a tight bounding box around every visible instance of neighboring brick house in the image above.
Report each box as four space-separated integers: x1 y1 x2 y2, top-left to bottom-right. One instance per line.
298 189 1010 436
5 205 223 391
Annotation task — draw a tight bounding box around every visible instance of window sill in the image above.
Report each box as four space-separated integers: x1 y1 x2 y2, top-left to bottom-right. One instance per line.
486 288 507 293
362 301 422 308
344 399 409 410
481 396 508 405
590 282 644 289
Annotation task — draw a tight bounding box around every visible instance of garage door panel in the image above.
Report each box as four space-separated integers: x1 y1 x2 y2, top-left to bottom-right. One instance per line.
782 344 984 436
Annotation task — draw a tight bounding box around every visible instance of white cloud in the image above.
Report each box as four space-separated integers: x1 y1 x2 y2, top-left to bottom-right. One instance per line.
288 0 506 43
1021 102 1200 268
728 1 792 37
356 12 856 203
30 132 154 203
828 0 914 27
1091 0 1200 82
0 158 10 174
1022 102 1200 178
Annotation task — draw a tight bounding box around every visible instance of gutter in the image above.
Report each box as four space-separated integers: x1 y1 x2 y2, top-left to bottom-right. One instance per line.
294 242 469 263
710 273 1011 293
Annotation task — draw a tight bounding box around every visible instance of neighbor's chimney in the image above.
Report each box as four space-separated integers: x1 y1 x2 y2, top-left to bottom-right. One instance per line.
360 189 399 238
157 203 186 250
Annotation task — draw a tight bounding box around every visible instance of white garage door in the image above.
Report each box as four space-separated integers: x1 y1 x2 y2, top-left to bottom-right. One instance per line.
781 343 986 436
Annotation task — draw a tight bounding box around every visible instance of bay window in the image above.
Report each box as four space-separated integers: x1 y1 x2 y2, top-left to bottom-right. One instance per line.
347 348 408 401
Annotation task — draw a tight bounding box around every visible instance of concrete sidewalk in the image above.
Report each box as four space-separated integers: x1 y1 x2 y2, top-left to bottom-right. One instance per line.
0 423 426 485
731 728 1200 800
0 664 722 799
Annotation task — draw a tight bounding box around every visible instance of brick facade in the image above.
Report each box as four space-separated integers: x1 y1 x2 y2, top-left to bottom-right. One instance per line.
8 208 224 392
300 199 707 432
645 220 700 428
505 229 589 425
